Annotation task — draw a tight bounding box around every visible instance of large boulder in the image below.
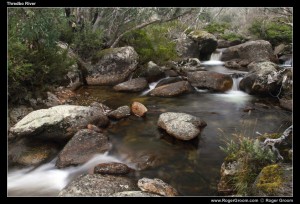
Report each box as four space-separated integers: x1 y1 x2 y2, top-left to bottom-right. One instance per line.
137 61 166 82
138 178 178 196
58 174 138 196
9 104 109 142
113 78 148 92
187 71 233 92
157 112 207 141
149 81 193 97
188 30 218 60
221 40 274 62
86 46 139 85
251 164 292 196
239 61 281 95
221 40 277 71
176 31 217 61
56 129 111 168
176 36 199 59
107 106 131 120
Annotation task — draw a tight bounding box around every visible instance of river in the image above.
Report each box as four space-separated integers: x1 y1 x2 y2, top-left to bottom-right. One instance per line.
7 50 292 196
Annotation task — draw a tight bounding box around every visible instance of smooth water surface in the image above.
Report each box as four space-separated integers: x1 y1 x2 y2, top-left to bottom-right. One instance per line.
8 63 292 196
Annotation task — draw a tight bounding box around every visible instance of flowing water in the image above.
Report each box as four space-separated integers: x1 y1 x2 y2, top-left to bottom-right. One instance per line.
7 53 292 196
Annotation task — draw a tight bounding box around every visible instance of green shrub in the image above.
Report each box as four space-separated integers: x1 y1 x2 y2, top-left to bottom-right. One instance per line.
220 32 244 41
120 23 179 65
249 19 292 46
8 8 75 104
204 22 230 34
220 133 276 195
71 25 104 60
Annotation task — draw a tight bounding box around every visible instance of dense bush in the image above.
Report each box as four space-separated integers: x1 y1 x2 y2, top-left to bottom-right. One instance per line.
71 25 104 60
249 19 292 46
220 32 244 41
220 134 276 195
120 23 179 65
8 8 75 103
204 22 230 34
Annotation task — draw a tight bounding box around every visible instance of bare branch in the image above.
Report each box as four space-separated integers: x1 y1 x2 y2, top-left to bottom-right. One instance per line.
263 125 293 160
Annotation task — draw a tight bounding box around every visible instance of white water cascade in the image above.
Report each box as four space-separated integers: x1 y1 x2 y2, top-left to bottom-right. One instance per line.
7 153 123 196
140 77 169 96
201 49 225 66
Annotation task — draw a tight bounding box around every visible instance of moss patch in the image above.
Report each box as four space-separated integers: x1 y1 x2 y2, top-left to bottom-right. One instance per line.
257 133 281 142
188 30 216 41
256 164 283 194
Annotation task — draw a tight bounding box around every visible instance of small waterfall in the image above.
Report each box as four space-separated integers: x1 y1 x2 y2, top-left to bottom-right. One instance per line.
231 77 243 91
8 153 123 196
194 87 209 93
210 52 222 61
201 49 225 66
283 58 293 67
140 77 169 96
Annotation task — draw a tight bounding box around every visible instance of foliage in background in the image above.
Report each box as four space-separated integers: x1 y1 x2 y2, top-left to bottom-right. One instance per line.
203 22 245 42
120 22 179 65
70 25 104 60
220 133 276 195
249 19 292 46
203 22 230 35
8 8 75 103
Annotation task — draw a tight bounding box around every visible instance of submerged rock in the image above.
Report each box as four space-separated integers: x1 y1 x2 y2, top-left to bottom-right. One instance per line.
59 174 138 196
108 106 131 120
113 78 148 92
138 177 178 196
157 112 207 141
56 129 111 168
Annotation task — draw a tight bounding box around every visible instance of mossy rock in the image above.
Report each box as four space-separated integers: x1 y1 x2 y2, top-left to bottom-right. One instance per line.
257 133 281 142
256 164 283 194
252 163 292 196
188 30 217 41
